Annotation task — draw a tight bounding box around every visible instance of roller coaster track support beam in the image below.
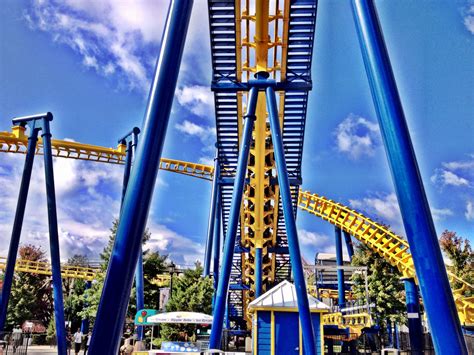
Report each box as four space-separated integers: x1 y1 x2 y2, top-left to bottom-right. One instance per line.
343 231 354 260
119 127 145 341
0 121 39 332
403 278 423 355
212 163 221 291
81 281 92 334
209 86 258 349
89 0 193 352
204 155 220 277
335 227 346 310
0 113 67 354
351 1 467 353
267 81 317 355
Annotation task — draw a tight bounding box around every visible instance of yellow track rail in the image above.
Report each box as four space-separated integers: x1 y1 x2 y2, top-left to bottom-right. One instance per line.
298 190 474 325
0 256 97 281
307 286 355 300
322 312 372 335
0 129 213 181
2 126 472 325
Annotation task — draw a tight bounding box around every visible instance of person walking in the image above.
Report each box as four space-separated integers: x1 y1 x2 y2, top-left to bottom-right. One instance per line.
73 329 83 355
83 332 91 354
12 325 22 353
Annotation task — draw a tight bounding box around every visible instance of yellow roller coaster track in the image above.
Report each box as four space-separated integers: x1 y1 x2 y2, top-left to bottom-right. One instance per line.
0 129 214 181
1 128 472 325
0 256 97 281
298 190 474 326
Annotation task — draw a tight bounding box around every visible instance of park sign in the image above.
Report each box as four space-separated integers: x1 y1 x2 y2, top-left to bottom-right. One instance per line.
134 309 158 325
147 311 213 324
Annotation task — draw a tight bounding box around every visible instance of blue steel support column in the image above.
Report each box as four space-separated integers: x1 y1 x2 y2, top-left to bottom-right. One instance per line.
351 1 467 353
131 127 145 341
212 163 221 291
89 0 193 352
120 141 133 207
119 128 145 341
335 227 345 310
0 124 39 331
254 248 263 298
266 85 316 355
343 231 354 260
204 156 220 276
80 281 92 334
42 117 67 355
403 278 423 354
209 87 258 349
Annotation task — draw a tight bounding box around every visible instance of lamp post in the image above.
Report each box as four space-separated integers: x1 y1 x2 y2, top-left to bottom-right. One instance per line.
168 262 176 298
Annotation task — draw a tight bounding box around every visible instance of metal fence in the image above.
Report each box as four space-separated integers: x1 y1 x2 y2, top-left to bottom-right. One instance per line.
0 331 31 355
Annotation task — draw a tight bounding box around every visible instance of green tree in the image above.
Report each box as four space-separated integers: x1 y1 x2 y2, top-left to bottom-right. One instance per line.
6 244 53 330
351 243 406 330
440 230 474 295
160 263 213 341
79 220 154 322
63 255 89 330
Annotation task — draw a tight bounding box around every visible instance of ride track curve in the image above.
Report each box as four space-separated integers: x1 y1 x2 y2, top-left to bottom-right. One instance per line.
0 134 472 326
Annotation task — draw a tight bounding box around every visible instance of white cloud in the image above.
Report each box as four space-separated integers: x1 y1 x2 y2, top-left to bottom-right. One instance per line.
175 120 216 145
24 0 167 92
176 85 214 118
198 156 214 166
147 222 204 266
24 1 212 95
464 5 474 35
466 201 474 221
0 153 198 263
334 114 381 159
431 169 470 187
349 193 402 225
431 207 453 222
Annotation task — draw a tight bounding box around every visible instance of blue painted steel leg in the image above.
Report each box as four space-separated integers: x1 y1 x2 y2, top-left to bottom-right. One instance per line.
266 85 316 355
254 248 263 298
120 141 133 208
42 117 67 355
403 278 423 354
212 164 221 291
204 156 220 276
351 1 467 353
89 0 193 352
343 231 354 260
0 124 39 331
209 87 258 349
335 227 345 310
119 130 145 341
387 319 393 347
81 281 92 334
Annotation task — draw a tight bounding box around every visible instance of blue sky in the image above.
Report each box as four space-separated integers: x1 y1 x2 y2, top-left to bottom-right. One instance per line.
0 0 473 265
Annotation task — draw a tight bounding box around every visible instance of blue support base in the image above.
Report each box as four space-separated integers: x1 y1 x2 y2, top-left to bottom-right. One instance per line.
403 278 423 354
89 0 194 352
335 227 345 310
266 84 317 355
209 87 258 349
81 281 92 334
0 124 39 332
42 118 68 355
351 1 467 353
204 157 220 276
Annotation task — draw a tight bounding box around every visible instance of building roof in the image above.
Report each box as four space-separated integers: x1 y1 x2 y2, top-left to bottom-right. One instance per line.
248 280 330 312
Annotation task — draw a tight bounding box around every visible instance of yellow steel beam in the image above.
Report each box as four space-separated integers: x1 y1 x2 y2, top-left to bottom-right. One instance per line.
298 190 474 326
0 256 97 281
0 129 214 181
